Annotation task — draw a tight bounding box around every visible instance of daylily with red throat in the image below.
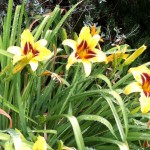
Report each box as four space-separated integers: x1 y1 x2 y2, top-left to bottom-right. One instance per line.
62 26 107 77
8 29 51 73
125 66 150 113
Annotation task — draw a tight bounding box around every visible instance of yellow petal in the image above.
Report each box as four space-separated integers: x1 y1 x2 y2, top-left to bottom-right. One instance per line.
13 55 24 65
89 34 100 49
62 39 77 51
89 48 107 63
7 46 22 55
66 52 77 70
82 59 92 77
139 93 150 113
129 66 150 84
32 136 47 150
78 26 91 45
35 39 47 47
21 29 34 49
34 47 51 61
124 82 142 95
29 59 38 71
21 143 32 150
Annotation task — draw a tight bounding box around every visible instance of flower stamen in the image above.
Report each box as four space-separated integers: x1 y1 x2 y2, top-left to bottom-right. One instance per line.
76 40 96 59
24 42 39 57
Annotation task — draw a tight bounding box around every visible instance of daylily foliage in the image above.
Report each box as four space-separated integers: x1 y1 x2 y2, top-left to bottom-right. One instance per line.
0 1 149 148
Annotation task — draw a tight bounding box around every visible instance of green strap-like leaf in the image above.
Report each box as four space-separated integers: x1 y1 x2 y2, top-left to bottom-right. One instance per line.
108 90 128 137
49 1 82 42
0 49 13 58
78 115 117 138
93 74 113 89
85 136 129 150
46 114 86 150
101 93 126 142
9 5 21 46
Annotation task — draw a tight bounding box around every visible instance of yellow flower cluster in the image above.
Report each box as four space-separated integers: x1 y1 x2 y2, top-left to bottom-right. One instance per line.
8 27 108 76
7 26 149 114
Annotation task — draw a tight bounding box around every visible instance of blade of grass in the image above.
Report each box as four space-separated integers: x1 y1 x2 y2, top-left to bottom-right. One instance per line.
16 0 25 46
0 96 37 125
101 93 126 142
43 6 61 35
33 15 52 41
93 74 112 89
85 136 129 150
9 5 21 46
48 1 82 42
2 0 13 49
0 50 13 58
108 90 128 137
78 115 117 138
15 80 27 135
46 114 86 150
112 73 132 89
127 132 150 141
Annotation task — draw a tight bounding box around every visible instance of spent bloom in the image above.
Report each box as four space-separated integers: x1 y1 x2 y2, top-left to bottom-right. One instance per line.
62 26 107 77
125 66 150 113
8 29 51 73
32 136 47 150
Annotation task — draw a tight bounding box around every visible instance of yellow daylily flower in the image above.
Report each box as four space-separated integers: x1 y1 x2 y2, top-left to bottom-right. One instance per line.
8 29 51 73
125 66 150 113
32 136 47 150
62 26 107 77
